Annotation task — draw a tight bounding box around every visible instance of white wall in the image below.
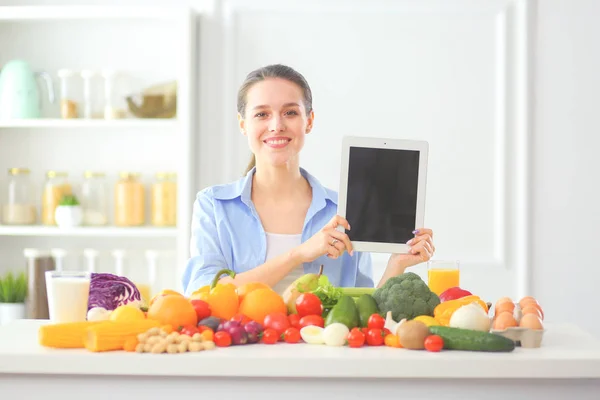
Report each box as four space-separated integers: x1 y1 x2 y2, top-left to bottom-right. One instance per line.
1 0 599 337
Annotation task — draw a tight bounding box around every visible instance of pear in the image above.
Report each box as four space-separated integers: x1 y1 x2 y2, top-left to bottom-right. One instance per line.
282 265 324 314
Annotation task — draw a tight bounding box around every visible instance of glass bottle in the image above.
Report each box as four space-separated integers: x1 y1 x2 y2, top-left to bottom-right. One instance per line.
57 69 78 119
80 70 101 119
3 168 37 225
41 171 72 226
102 70 127 119
114 172 145 226
151 172 177 227
81 171 108 226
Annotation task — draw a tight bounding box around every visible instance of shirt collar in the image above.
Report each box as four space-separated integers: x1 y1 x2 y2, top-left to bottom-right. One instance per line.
212 167 337 207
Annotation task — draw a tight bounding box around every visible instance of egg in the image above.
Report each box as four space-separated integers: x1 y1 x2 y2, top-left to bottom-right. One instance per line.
519 313 544 330
521 305 544 321
492 311 518 330
519 296 538 308
495 301 515 316
496 297 513 306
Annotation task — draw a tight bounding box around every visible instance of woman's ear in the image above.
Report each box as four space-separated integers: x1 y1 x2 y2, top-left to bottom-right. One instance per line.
306 110 315 134
238 113 246 135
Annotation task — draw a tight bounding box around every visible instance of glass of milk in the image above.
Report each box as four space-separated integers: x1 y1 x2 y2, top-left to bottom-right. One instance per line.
45 271 92 323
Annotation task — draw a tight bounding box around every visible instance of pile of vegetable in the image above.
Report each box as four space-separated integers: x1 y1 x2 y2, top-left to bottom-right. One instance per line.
87 273 142 321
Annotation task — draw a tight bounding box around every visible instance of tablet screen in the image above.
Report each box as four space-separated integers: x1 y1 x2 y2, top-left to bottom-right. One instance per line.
345 146 420 244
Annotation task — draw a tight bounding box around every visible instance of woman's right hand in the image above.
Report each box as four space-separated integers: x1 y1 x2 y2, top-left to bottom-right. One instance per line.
295 215 354 263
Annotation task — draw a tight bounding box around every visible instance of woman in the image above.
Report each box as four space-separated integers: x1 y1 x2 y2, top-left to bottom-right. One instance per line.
182 64 435 296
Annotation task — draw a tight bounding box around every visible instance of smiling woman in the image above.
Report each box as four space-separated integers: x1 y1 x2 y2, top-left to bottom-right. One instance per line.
181 64 436 296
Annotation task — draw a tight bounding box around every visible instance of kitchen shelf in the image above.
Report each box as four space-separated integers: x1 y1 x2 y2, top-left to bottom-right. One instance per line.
0 225 178 238
0 119 179 129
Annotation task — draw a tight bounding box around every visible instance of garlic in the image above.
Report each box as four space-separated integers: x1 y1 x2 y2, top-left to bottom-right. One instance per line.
87 307 112 321
384 311 407 336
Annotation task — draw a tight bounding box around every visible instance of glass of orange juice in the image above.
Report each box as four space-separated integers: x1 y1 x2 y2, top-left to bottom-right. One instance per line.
427 260 460 296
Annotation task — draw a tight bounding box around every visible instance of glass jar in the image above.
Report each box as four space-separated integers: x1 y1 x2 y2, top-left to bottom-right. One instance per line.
81 171 108 226
80 70 102 119
3 168 37 225
114 172 145 227
41 171 72 226
102 70 127 119
151 172 177 227
57 69 78 119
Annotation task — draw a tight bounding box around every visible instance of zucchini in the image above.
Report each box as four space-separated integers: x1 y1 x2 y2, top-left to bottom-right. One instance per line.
428 326 515 352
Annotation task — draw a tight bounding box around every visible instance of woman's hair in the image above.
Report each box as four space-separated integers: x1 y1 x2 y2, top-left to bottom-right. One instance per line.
238 64 313 175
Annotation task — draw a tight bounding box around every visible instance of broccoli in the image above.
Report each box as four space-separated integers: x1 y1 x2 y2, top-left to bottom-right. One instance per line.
372 272 440 321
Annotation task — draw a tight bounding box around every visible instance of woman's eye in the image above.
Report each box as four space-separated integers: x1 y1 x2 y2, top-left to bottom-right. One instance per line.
285 110 298 116
254 112 267 118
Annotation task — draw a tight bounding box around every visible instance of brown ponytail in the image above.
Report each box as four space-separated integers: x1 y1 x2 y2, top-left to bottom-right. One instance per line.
237 64 313 176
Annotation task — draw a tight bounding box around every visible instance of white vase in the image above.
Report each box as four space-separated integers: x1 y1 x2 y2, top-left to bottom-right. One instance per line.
0 303 26 325
55 205 83 228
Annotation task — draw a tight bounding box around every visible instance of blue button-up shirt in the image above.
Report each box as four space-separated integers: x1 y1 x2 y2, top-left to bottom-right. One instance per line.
181 167 374 296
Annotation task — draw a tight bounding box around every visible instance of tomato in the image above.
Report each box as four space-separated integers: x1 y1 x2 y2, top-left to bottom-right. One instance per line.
263 312 290 336
283 327 301 344
384 333 401 348
214 331 232 347
190 299 211 321
347 329 366 348
180 325 199 337
262 328 280 344
424 335 444 352
288 313 301 329
295 293 323 317
197 325 213 334
231 313 251 326
360 327 369 336
366 328 384 346
383 328 392 336
367 314 385 330
298 315 324 329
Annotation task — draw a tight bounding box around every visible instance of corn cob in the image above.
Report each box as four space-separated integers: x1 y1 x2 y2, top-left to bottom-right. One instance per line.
84 319 161 352
38 321 105 349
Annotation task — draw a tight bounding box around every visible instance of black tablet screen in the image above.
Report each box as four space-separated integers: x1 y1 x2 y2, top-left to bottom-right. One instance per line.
345 146 420 244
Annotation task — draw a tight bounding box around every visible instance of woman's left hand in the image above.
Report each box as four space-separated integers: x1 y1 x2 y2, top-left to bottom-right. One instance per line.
391 228 436 268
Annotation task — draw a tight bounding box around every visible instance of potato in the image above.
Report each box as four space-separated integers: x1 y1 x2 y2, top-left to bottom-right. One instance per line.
397 320 430 350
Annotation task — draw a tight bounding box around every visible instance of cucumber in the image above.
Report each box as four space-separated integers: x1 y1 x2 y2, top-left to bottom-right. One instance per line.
428 326 515 352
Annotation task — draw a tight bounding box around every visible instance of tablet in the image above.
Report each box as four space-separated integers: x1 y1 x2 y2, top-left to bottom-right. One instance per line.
337 136 429 254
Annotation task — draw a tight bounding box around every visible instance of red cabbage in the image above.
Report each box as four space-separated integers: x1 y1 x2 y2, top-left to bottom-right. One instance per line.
87 273 141 311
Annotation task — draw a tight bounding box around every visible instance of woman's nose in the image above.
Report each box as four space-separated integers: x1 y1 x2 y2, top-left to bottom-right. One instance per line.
269 116 285 132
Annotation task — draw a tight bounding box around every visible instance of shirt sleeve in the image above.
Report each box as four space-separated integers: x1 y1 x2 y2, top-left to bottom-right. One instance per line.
181 190 229 296
354 251 375 288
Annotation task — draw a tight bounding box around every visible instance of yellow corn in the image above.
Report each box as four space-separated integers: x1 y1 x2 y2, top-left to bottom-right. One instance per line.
39 321 105 349
84 319 161 352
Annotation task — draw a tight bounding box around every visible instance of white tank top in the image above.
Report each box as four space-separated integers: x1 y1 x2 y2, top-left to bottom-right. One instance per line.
265 232 304 295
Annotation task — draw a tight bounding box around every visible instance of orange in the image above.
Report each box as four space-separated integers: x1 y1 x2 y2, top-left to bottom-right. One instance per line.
147 294 198 329
149 289 183 307
238 288 286 324
237 282 271 303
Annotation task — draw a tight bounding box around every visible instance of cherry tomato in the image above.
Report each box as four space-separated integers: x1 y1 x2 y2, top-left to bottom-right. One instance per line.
298 315 324 329
295 293 323 317
179 325 199 337
360 327 369 336
383 328 392 336
197 325 213 333
262 328 279 344
190 300 211 321
367 314 385 330
424 335 444 352
283 327 301 344
347 329 366 348
288 313 301 329
263 312 291 336
384 333 402 348
231 313 251 326
366 328 384 346
214 331 232 347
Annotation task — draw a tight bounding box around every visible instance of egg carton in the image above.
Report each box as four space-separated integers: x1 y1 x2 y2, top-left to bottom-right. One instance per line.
490 327 545 348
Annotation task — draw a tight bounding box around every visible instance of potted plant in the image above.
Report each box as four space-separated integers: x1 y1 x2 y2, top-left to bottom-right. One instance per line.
0 271 28 325
55 194 83 228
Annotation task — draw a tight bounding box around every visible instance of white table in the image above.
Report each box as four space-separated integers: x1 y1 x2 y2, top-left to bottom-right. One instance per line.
1 320 599 399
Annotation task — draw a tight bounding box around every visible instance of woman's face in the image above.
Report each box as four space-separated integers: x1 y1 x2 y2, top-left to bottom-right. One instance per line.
239 78 314 168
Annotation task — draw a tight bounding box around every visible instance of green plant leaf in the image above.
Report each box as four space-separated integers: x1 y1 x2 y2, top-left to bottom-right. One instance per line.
59 194 80 206
0 271 27 303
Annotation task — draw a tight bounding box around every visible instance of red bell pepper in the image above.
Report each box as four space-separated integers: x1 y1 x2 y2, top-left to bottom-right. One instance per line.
439 287 473 302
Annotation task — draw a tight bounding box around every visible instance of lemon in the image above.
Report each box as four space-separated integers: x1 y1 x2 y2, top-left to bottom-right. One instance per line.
110 305 146 322
413 315 440 327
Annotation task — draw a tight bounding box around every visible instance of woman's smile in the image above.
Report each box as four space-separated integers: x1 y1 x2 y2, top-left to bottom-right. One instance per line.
263 136 292 149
